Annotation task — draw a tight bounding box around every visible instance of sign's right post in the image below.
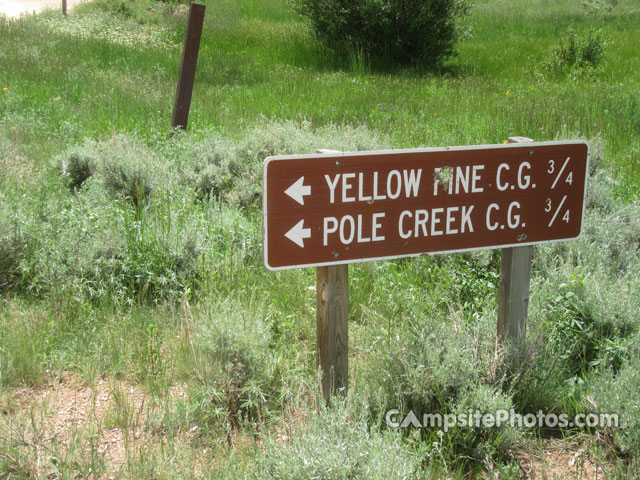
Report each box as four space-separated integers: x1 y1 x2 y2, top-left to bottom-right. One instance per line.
498 136 534 366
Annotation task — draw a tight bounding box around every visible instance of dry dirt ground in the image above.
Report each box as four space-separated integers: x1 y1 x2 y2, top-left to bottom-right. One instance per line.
0 373 618 479
0 373 202 479
516 439 610 480
0 0 87 18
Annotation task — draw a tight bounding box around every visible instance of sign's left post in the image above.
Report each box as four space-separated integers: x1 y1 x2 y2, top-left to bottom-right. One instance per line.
316 264 348 403
315 150 349 403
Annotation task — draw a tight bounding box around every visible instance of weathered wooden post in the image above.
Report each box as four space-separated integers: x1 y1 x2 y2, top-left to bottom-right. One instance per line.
498 136 534 366
171 3 206 131
62 0 67 16
316 264 349 403
315 149 348 403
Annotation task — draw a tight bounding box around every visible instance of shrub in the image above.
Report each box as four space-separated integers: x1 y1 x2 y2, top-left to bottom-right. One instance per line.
450 384 520 463
34 124 385 304
101 158 153 208
581 0 617 14
253 399 422 480
58 136 156 206
0 215 26 292
61 145 98 190
354 284 520 471
543 276 631 376
544 28 607 76
592 351 640 457
172 304 311 435
82 208 204 303
290 0 471 69
166 121 388 209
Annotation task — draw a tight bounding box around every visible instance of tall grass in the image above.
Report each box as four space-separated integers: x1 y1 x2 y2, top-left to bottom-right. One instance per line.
1 0 638 190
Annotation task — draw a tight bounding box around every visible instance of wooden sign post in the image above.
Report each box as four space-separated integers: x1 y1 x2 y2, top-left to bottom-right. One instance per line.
315 150 349 403
263 141 589 401
172 3 206 131
498 137 534 367
316 264 348 403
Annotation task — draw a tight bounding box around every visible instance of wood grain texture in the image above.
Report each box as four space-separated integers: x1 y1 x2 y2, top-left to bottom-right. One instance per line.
498 245 532 342
498 136 534 361
316 265 348 403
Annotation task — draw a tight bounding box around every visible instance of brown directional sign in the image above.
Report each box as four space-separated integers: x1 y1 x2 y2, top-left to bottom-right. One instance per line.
263 141 589 271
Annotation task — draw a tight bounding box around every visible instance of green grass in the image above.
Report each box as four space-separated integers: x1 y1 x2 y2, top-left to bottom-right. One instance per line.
1 0 640 478
1 0 639 190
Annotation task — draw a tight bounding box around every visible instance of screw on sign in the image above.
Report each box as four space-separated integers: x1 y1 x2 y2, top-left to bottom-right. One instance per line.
263 141 589 270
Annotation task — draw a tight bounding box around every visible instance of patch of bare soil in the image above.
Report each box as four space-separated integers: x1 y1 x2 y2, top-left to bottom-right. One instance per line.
1 372 189 478
515 438 613 480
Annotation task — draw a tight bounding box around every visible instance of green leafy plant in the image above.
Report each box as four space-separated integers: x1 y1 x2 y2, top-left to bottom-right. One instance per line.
592 352 640 457
101 157 153 208
581 0 617 14
290 0 471 69
253 399 422 480
0 219 26 292
544 28 607 76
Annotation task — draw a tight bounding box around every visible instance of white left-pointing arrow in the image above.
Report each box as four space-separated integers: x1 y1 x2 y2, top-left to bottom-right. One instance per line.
285 219 311 248
285 177 311 205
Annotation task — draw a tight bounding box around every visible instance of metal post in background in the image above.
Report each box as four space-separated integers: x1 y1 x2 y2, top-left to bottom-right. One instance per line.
171 3 206 131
